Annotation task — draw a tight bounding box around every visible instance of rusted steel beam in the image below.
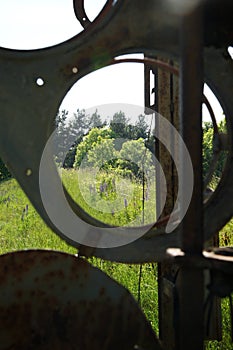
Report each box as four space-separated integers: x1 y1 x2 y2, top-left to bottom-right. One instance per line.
167 248 233 276
154 60 179 349
177 3 205 350
180 8 204 254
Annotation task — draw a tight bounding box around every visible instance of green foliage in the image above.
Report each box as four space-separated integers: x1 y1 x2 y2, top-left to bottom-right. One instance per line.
0 175 233 348
55 109 107 168
74 127 115 168
55 109 89 168
119 138 154 179
108 159 135 178
89 259 159 333
0 175 157 333
205 219 233 350
203 125 214 177
0 159 11 182
202 120 227 181
95 172 117 200
56 109 152 170
74 126 154 182
109 111 129 138
109 112 149 142
88 109 107 129
0 178 76 254
135 114 149 139
65 169 156 226
87 138 117 169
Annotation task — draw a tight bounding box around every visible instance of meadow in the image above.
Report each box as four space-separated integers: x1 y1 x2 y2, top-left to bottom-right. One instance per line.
0 170 232 349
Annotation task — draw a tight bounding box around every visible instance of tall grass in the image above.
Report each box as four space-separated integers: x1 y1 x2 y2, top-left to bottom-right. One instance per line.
0 178 76 254
62 168 156 227
0 172 159 334
0 172 232 348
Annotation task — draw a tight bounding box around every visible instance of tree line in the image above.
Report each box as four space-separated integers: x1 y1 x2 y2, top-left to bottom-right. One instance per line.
0 108 227 186
55 109 152 171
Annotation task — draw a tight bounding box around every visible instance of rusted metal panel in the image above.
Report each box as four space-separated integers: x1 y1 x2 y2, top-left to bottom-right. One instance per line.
0 250 161 350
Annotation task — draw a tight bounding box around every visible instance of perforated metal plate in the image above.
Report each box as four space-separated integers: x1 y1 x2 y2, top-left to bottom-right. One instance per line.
0 0 233 262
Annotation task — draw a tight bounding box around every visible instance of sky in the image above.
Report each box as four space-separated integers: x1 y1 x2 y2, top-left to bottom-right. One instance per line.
0 0 231 123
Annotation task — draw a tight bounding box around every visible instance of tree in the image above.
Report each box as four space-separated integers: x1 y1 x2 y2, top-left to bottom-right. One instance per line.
64 109 90 167
55 109 68 128
135 114 149 139
55 109 90 168
88 109 106 129
122 114 150 141
87 138 118 169
109 111 129 139
54 109 70 167
68 109 90 138
118 138 155 179
74 127 115 168
202 119 227 181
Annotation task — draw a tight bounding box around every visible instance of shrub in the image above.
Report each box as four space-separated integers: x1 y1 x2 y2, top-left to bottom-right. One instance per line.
0 159 11 182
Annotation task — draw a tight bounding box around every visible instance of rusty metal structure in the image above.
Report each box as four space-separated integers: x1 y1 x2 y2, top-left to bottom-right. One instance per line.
0 0 233 349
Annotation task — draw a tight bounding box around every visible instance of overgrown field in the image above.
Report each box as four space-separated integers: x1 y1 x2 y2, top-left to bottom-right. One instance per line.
63 168 156 226
0 171 232 349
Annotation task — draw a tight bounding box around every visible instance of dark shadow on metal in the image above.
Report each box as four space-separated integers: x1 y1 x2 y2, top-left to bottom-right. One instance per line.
0 250 161 350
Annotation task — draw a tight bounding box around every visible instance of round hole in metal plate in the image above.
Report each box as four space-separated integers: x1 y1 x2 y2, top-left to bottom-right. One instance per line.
36 77 45 87
0 1 110 50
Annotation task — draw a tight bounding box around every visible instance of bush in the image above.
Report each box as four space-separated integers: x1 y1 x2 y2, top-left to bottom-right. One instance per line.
0 159 11 182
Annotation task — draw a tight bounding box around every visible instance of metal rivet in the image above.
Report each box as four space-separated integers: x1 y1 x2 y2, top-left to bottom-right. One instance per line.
72 67 78 74
25 168 32 176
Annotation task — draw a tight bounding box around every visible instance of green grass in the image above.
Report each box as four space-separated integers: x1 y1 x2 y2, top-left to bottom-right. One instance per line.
0 178 76 254
0 172 232 348
62 168 156 226
0 173 159 334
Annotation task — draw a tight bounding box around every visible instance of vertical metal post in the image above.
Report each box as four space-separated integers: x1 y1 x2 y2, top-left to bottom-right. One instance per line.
144 59 179 349
178 3 204 350
180 6 204 254
156 63 179 350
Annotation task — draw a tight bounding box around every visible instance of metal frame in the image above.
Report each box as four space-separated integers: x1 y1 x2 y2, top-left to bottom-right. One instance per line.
0 0 233 262
0 1 233 349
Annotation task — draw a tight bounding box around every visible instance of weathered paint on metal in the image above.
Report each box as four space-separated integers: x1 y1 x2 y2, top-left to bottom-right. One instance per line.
155 59 180 350
0 1 233 349
0 250 161 350
0 1 232 264
177 4 205 349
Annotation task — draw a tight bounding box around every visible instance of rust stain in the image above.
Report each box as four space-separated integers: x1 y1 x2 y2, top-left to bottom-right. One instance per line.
0 250 160 350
